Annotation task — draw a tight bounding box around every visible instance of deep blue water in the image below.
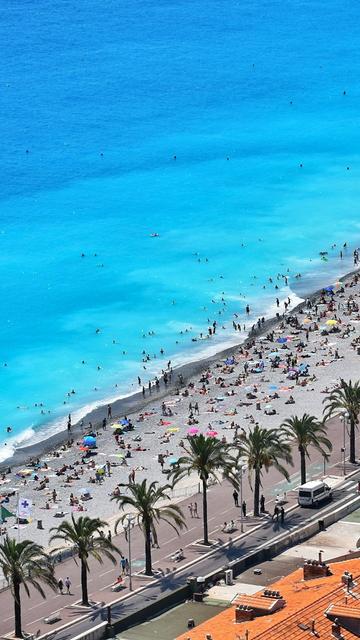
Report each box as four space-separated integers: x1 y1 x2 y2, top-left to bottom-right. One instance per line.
1 0 360 460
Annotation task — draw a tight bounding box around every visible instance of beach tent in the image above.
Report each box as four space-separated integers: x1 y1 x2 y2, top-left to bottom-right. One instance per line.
0 505 15 521
83 435 96 448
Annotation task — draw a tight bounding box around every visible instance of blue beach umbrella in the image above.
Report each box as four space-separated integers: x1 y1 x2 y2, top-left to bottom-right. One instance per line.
277 337 287 344
120 419 130 426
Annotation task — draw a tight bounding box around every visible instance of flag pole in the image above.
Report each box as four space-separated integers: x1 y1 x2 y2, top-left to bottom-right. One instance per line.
17 492 20 543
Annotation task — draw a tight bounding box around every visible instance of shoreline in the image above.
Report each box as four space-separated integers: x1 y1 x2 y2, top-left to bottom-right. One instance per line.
3 264 358 471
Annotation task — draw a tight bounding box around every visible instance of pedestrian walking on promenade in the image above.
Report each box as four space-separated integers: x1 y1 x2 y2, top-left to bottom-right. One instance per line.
260 494 265 513
65 577 71 594
58 578 63 594
242 500 247 518
188 503 194 518
233 489 239 507
193 501 198 518
280 506 285 524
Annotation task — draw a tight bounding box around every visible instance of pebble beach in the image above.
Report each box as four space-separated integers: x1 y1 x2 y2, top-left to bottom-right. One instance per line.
1 266 360 548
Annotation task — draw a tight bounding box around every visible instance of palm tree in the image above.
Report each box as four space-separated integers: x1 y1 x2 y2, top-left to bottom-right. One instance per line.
50 515 119 606
323 380 360 463
238 425 293 517
281 414 332 484
113 480 186 576
0 536 57 637
170 434 237 545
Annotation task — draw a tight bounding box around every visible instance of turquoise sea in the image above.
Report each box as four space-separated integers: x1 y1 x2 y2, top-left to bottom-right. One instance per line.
1 0 360 461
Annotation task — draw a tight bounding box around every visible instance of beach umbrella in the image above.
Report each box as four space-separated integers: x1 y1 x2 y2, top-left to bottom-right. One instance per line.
95 466 105 475
206 430 218 437
326 319 338 326
325 286 334 293
16 469 32 477
188 427 199 435
224 357 235 365
277 337 287 344
167 427 179 433
120 419 130 426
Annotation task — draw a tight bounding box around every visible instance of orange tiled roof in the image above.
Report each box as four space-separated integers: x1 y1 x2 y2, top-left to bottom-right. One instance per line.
176 558 360 640
236 593 284 613
326 603 360 620
255 577 360 639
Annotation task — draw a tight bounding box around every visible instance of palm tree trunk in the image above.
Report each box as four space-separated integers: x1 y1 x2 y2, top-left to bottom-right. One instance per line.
254 468 260 517
202 478 209 545
350 419 356 464
299 446 306 485
81 558 89 606
144 522 152 576
14 579 22 638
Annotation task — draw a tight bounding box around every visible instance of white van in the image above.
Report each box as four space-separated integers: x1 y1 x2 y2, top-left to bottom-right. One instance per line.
298 480 332 507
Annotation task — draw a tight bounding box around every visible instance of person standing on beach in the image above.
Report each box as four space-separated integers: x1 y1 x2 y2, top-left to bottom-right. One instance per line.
107 404 112 419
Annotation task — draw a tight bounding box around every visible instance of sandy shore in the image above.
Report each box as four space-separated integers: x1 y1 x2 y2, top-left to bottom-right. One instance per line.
1 267 360 546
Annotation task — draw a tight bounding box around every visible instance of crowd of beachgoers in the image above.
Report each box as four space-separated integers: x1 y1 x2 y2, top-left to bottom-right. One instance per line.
1 261 360 547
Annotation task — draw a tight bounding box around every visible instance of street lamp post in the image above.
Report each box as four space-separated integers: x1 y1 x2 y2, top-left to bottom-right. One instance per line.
125 515 134 591
342 411 349 476
239 463 245 533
